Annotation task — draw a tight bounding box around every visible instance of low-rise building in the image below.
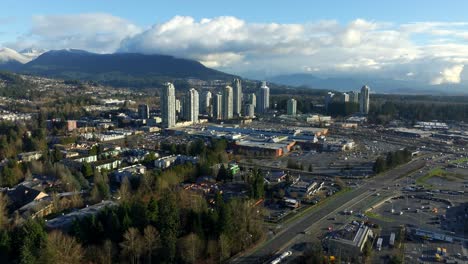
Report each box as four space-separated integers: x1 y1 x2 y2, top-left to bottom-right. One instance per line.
17 151 43 162
94 159 122 172
288 180 318 198
154 155 198 169
327 224 374 258
321 139 355 151
112 164 146 183
46 200 117 230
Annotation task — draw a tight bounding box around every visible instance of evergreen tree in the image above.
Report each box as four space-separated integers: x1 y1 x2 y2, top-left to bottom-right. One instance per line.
158 191 180 262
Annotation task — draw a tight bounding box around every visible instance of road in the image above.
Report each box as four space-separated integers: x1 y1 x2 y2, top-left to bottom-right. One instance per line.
229 158 426 264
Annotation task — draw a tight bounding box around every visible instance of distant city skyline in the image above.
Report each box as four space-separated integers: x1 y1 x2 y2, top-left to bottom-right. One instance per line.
1 1 468 87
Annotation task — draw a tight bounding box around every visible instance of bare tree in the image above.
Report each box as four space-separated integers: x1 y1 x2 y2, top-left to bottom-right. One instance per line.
143 225 159 263
118 177 132 202
178 232 202 264
120 227 143 264
41 230 84 264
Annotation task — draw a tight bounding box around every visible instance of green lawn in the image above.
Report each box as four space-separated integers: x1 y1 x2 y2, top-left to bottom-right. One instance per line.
416 167 464 188
449 157 468 164
364 211 394 222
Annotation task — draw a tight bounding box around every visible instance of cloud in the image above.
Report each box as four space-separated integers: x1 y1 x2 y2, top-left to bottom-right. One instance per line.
4 14 468 85
431 64 465 85
10 13 141 53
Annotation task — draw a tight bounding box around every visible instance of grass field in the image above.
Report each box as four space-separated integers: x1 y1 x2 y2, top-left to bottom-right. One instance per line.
364 211 394 222
416 167 465 188
449 157 468 164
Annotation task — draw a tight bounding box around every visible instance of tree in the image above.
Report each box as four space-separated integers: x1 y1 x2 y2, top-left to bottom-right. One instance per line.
118 177 132 202
218 233 231 262
40 230 84 264
147 197 158 225
12 219 47 264
373 156 386 173
248 169 265 199
0 193 8 229
120 227 143 264
143 225 159 264
81 162 93 178
217 164 228 182
178 233 202 263
158 191 180 263
334 177 346 190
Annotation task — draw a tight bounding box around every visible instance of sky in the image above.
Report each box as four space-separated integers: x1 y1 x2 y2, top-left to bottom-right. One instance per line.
1 0 468 85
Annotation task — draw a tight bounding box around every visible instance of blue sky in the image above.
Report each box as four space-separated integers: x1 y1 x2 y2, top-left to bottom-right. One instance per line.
2 0 468 42
1 0 468 85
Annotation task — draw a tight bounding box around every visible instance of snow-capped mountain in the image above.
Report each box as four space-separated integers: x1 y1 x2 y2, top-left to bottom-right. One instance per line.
0 47 31 64
19 48 47 60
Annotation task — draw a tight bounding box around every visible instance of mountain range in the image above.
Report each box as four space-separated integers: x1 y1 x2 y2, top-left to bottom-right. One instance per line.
1 47 467 94
268 73 468 95
0 48 235 87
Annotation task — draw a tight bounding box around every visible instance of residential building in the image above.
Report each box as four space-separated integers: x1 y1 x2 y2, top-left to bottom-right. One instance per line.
257 81 270 113
244 104 255 118
18 151 43 162
233 78 242 116
183 88 199 123
348 91 359 103
175 98 181 114
213 93 223 120
338 92 350 103
112 164 146 183
222 85 233 120
360 85 370 114
161 82 176 128
324 92 335 111
138 104 149 119
200 90 212 115
287 98 297 116
66 120 77 131
247 93 256 109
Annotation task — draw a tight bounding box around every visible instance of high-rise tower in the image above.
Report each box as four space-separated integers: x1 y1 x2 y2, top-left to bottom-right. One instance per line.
287 98 297 116
161 82 176 128
233 78 242 116
213 93 223 120
257 81 270 113
360 85 370 114
183 88 199 123
222 85 233 120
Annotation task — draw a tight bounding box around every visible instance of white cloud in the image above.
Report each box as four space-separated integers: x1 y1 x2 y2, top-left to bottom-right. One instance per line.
431 64 464 85
4 14 468 86
10 13 141 53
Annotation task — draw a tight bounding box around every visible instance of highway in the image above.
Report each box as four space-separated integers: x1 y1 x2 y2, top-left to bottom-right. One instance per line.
229 157 426 264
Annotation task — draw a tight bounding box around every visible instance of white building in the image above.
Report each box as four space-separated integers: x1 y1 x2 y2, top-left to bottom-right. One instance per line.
360 85 370 114
222 85 233 120
287 98 297 116
233 78 242 116
183 88 199 124
161 82 176 128
213 93 223 120
338 93 350 103
257 81 270 113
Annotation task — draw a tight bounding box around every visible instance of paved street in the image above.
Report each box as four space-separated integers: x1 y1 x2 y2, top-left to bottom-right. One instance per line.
230 158 426 263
